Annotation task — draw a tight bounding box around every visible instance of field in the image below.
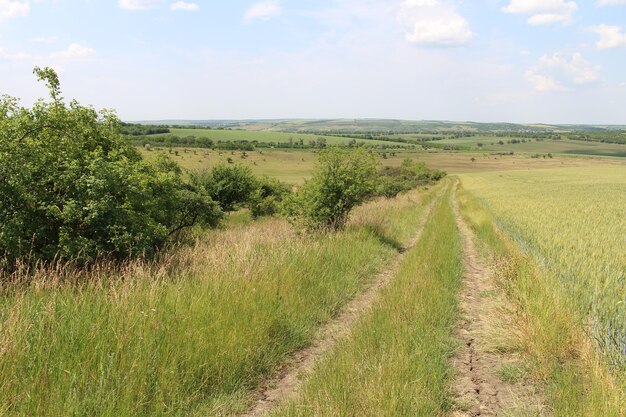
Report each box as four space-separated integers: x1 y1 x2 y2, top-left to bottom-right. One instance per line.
4 113 626 415
0 188 434 416
139 146 622 184
154 128 397 147
457 166 626 415
460 166 626 367
421 136 626 158
5 1 626 413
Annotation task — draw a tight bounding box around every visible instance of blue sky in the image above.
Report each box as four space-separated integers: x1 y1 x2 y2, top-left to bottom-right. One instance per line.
1 0 625 123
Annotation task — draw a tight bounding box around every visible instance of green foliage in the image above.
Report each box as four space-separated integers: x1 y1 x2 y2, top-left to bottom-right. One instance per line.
376 159 446 198
120 123 170 136
249 176 291 219
191 164 257 213
284 148 379 230
0 67 222 267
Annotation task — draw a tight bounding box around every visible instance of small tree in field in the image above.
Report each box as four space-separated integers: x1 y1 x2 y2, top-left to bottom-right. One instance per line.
284 148 378 231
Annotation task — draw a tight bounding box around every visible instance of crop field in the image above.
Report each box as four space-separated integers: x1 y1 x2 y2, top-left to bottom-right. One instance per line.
459 166 626 412
420 136 626 157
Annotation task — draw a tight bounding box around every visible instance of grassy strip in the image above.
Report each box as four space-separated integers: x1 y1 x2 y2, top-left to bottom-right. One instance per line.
0 188 433 417
272 185 462 416
456 187 624 416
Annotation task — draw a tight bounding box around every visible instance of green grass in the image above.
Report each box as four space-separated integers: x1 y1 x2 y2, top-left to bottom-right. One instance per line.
425 136 626 158
0 189 433 417
272 184 463 416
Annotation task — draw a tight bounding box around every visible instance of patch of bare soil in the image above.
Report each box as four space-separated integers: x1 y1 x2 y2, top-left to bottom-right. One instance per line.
241 197 438 417
451 193 546 417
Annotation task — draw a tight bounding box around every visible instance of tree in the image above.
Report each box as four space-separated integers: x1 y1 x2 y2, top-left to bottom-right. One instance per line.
192 164 257 213
0 67 222 267
283 148 378 230
249 176 291 219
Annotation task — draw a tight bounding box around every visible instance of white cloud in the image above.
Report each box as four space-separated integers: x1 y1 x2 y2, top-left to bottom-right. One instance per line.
590 24 626 49
118 0 162 10
620 81 626 87
171 1 198 12
0 47 32 61
502 0 577 25
243 0 281 23
598 0 626 4
398 0 474 47
526 52 599 92
50 43 96 60
0 0 29 21
31 35 57 44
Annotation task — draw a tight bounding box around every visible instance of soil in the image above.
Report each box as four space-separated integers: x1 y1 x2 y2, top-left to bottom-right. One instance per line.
451 192 547 417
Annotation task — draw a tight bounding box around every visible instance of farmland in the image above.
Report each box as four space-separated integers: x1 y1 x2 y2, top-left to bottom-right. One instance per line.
139 146 622 184
458 166 626 415
3 73 626 415
5 0 626 414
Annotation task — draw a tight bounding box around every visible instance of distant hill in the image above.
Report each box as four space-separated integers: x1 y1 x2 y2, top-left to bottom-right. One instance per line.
133 119 626 134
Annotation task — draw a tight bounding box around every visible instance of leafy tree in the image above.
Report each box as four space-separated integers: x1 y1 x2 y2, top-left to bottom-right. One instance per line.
249 176 291 219
0 67 222 267
192 164 257 213
284 148 378 230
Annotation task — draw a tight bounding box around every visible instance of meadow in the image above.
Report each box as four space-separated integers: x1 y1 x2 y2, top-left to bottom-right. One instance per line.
426 136 626 158
139 146 617 184
0 185 435 416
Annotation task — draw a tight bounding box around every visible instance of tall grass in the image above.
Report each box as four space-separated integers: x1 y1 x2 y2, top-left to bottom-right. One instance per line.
0 188 433 416
457 183 624 416
272 185 462 416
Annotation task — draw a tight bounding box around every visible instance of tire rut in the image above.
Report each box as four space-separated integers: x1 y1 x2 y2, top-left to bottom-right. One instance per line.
451 188 546 417
240 194 440 417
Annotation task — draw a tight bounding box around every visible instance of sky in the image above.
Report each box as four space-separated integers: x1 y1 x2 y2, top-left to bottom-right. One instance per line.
0 0 625 124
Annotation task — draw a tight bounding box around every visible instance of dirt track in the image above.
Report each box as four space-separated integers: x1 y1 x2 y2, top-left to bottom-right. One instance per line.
451 190 546 417
241 195 439 417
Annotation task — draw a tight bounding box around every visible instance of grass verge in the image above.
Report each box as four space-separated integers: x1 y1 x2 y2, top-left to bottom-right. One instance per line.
272 184 462 416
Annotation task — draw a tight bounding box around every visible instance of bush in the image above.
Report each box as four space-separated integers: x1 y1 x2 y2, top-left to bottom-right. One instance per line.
191 164 257 213
284 148 378 230
376 159 446 198
249 176 291 219
0 67 222 267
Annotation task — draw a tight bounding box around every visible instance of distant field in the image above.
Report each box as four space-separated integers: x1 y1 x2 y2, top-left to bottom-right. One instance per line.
421 136 626 158
153 128 398 147
139 147 620 184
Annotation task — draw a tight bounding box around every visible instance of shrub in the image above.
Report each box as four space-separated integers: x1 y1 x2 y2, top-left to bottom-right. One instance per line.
191 164 257 213
249 176 291 219
0 67 222 267
284 148 378 230
376 159 446 198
